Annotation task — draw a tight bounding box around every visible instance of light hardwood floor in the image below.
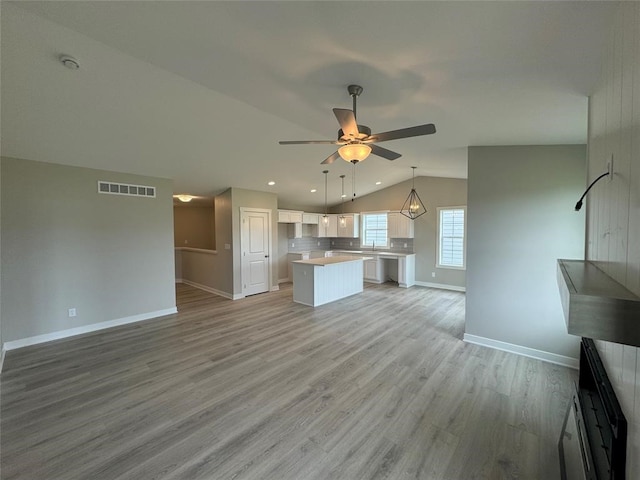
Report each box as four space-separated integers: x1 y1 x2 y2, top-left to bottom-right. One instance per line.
1 283 576 479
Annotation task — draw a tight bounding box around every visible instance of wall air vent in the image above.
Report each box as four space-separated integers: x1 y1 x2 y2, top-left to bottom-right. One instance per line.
98 181 156 198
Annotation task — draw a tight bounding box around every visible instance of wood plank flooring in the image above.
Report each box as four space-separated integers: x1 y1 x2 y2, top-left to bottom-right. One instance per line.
1 283 576 479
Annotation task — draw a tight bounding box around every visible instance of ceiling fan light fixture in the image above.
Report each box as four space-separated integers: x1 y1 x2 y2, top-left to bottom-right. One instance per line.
339 144 371 163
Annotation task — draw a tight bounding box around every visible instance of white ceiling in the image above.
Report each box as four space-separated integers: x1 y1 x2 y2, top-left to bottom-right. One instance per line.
1 1 616 209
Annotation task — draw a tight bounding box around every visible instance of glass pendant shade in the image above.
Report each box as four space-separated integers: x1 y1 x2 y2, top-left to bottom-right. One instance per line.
339 144 371 162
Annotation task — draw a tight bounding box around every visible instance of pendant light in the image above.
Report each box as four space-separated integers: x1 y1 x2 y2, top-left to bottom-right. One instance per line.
400 167 426 220
339 175 347 226
322 170 329 225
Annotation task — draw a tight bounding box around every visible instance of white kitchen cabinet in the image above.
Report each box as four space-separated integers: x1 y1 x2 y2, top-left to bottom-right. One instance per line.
287 222 302 239
317 214 338 238
337 213 360 238
278 210 303 223
397 254 415 288
302 213 319 224
363 255 387 283
387 212 414 239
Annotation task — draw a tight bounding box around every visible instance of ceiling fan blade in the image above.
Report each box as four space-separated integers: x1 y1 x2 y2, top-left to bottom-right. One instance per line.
369 124 436 143
321 151 341 165
370 144 402 161
279 140 338 145
333 108 359 139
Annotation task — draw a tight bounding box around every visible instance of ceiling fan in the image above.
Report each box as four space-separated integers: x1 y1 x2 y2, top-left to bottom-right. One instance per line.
279 84 436 165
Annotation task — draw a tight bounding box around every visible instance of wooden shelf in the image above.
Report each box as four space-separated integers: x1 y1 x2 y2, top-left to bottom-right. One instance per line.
557 259 640 347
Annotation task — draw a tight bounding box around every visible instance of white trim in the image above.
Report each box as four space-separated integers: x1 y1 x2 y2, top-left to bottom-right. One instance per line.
278 277 291 284
436 206 466 270
463 333 579 369
3 307 178 351
414 281 466 292
181 279 240 300
270 285 280 292
175 278 184 283
240 207 273 296
0 347 6 373
174 247 218 255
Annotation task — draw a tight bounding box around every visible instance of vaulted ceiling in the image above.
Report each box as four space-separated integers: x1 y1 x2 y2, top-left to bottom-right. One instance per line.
1 1 617 208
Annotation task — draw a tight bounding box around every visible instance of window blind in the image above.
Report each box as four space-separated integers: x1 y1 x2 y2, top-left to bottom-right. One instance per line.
439 208 465 268
362 213 388 247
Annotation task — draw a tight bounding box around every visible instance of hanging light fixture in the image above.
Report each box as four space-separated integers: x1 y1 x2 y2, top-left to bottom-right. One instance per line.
400 167 426 220
339 144 372 163
339 175 347 226
322 170 329 225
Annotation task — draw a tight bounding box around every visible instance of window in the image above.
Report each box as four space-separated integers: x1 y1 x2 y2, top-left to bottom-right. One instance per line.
437 207 466 269
361 212 388 248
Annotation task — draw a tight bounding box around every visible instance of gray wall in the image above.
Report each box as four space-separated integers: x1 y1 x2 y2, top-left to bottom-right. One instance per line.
586 3 640 476
173 204 215 249
465 145 586 361
1 157 176 343
336 176 467 289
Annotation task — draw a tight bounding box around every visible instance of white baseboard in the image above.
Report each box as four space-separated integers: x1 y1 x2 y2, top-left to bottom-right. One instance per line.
463 333 579 369
270 285 280 292
180 279 238 300
415 281 466 292
175 278 183 283
278 277 291 284
3 307 178 352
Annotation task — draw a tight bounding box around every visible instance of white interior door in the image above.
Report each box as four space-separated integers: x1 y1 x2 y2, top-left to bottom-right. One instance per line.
241 209 271 296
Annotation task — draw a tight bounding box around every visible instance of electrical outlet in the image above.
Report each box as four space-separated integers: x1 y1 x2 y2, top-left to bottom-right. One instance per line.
390 242 394 248
404 243 408 248
349 241 353 246
291 243 295 247
224 244 231 250
317 241 320 246
431 272 436 278
68 308 77 317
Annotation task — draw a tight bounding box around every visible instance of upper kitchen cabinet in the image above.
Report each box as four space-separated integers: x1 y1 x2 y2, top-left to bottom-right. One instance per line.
388 212 414 238
337 213 360 238
278 210 303 223
317 214 338 238
302 213 319 224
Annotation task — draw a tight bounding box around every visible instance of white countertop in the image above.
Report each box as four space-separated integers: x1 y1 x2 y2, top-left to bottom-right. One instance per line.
293 255 371 266
329 250 414 258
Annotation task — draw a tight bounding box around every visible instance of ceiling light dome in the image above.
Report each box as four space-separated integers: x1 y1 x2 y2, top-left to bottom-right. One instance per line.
339 144 371 163
176 194 194 202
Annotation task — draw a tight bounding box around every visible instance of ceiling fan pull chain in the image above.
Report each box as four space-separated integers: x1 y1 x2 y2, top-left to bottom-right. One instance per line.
352 162 357 201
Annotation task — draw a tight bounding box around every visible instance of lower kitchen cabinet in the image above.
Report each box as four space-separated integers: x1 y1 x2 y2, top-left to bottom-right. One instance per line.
363 257 386 283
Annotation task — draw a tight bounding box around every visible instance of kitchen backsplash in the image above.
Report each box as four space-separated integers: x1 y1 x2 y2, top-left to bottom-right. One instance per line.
288 237 413 254
288 237 331 252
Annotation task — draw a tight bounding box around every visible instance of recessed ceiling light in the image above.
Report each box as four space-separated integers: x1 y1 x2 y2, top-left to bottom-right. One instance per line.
310 189 317 193
267 181 275 186
376 181 382 185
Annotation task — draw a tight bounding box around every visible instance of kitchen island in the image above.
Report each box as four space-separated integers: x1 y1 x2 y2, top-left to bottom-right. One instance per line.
292 256 367 307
